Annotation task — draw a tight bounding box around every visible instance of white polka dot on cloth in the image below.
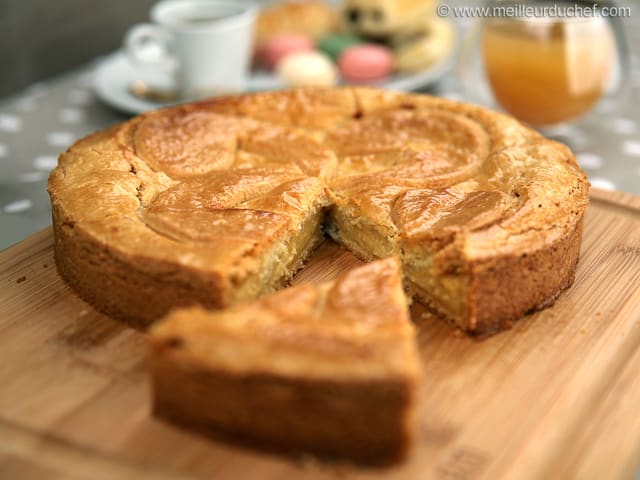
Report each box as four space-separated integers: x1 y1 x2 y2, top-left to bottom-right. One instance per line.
590 177 617 191
563 130 589 150
34 155 58 171
13 96 38 113
623 140 640 157
46 131 75 148
3 199 33 214
612 118 637 135
18 171 47 182
546 123 581 138
59 108 85 124
0 114 23 132
0 143 7 158
67 89 92 106
576 152 603 169
596 99 617 113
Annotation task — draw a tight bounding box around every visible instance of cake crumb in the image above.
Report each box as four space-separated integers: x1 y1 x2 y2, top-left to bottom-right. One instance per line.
15 276 26 284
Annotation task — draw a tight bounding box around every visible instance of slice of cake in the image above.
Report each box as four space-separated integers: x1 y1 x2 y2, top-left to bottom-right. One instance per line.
149 257 422 465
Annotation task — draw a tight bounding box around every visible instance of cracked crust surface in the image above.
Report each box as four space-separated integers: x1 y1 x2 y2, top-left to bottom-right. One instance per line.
48 87 589 333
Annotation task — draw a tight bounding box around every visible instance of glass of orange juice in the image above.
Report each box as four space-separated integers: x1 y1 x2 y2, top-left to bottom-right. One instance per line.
459 0 629 128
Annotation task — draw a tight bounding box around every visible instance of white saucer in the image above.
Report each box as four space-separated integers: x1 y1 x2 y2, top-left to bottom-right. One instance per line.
93 50 454 115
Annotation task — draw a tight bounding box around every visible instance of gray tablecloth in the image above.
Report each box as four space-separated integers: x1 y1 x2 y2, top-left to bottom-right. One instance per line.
1 16 639 251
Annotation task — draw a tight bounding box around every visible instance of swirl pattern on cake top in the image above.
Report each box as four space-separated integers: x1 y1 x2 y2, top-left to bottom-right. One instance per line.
48 87 589 334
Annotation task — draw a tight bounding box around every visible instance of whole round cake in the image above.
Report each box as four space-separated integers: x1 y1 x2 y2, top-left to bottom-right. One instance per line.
48 87 589 335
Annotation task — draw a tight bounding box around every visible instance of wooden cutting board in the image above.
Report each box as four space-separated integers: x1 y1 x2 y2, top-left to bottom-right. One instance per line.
1 188 640 480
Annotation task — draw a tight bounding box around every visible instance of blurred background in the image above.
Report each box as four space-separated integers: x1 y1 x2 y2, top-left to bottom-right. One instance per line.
0 0 157 96
0 0 638 249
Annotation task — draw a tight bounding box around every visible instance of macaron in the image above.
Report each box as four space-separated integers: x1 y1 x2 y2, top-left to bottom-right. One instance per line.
258 33 314 70
317 33 363 62
338 44 394 83
277 51 338 87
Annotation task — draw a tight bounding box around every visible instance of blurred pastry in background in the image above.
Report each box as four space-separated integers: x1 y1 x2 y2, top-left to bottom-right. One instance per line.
255 0 339 47
392 17 455 72
341 0 454 73
342 0 437 38
254 0 455 86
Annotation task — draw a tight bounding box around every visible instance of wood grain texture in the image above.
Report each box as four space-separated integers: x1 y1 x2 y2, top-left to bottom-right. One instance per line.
0 189 639 480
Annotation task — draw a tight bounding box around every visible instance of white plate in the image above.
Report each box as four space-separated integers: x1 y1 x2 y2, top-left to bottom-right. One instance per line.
93 50 454 115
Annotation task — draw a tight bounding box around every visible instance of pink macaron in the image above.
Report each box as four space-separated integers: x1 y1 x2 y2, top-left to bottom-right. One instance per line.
338 44 394 83
258 33 314 70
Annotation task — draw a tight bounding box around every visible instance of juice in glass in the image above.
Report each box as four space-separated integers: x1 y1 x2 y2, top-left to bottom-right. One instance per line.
482 15 614 126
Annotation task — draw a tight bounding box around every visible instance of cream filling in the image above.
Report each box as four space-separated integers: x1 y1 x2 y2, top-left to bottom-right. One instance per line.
402 254 470 326
326 207 399 261
328 206 471 327
232 207 326 303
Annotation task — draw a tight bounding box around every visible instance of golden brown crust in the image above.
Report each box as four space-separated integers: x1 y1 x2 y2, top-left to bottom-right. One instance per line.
150 258 419 378
48 86 590 333
49 87 589 464
48 109 333 326
469 216 584 335
150 258 421 465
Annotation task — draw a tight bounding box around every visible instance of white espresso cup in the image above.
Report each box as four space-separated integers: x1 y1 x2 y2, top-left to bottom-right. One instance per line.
125 0 257 99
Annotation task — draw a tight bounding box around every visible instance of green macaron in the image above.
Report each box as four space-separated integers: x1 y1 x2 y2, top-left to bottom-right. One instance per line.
317 33 363 62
